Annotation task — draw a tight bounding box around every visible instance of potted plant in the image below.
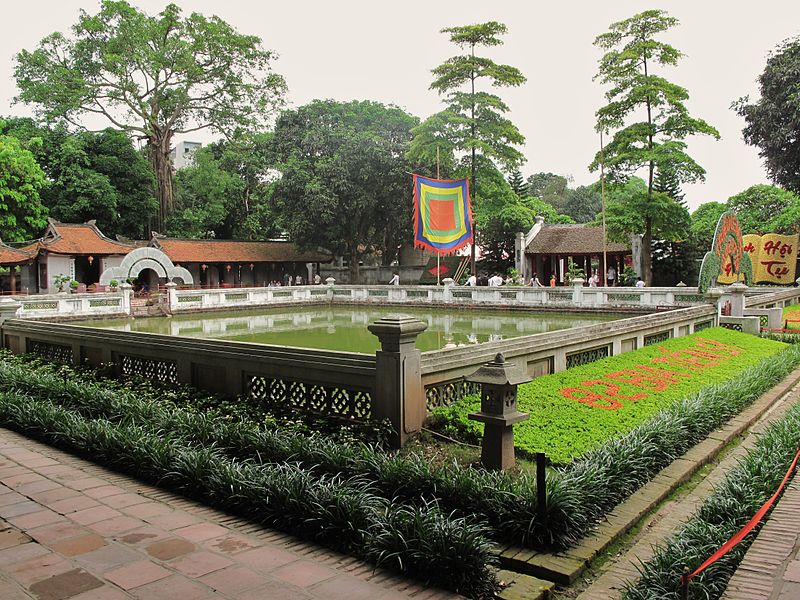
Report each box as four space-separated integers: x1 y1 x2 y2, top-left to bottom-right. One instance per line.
109 279 119 292
53 274 71 294
69 279 80 293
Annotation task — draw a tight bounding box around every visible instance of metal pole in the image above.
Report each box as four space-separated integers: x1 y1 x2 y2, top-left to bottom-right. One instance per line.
536 452 547 518
437 146 441 286
680 567 690 600
600 130 608 288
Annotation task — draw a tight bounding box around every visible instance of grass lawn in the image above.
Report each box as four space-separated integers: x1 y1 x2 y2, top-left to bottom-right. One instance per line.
431 328 788 464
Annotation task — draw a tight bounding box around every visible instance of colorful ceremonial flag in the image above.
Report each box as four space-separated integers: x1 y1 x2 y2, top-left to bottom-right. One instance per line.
412 174 473 254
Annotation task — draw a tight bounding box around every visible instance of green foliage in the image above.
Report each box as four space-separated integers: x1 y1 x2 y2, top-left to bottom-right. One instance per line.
562 184 603 223
691 202 727 253
272 100 418 281
507 169 527 197
623 399 800 599
0 127 48 242
14 0 287 229
726 184 800 235
432 328 787 464
735 36 800 193
591 9 719 284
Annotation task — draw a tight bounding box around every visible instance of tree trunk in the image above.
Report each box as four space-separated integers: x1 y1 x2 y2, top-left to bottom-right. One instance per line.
643 216 653 286
149 131 175 233
348 247 360 284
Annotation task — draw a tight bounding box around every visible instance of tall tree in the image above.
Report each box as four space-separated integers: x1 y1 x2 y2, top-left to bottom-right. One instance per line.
734 37 800 193
727 184 800 235
590 9 719 285
14 0 286 231
409 21 526 273
562 185 602 223
271 100 417 283
0 125 48 242
651 167 691 285
507 169 527 198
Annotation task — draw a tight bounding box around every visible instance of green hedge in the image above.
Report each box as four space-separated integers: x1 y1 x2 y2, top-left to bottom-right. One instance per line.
623 398 800 599
0 391 499 598
432 328 787 463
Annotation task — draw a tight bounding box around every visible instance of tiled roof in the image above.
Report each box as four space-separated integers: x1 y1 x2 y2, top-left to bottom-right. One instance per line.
0 242 34 265
32 221 135 256
153 238 331 264
526 224 629 255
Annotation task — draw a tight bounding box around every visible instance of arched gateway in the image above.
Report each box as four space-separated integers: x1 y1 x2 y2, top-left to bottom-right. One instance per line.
99 247 193 286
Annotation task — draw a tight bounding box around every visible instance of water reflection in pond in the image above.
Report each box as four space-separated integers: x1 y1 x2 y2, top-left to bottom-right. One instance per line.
79 306 620 354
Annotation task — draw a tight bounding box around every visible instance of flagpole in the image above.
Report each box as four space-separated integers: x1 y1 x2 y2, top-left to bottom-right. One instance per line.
436 146 441 286
600 130 608 288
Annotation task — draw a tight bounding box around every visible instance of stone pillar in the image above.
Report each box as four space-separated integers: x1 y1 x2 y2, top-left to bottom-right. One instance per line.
165 282 177 314
729 282 747 317
368 315 428 448
572 278 584 305
0 298 21 349
120 283 133 316
515 232 525 280
442 278 454 303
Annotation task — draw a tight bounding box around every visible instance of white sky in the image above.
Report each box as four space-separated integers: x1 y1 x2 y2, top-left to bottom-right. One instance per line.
2 0 800 211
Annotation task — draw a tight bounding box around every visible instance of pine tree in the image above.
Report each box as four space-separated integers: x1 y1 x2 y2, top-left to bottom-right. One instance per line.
507 169 528 198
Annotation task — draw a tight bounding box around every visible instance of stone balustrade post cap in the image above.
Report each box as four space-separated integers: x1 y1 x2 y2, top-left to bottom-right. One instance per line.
367 315 428 337
119 283 133 289
729 282 748 292
165 282 177 288
465 352 532 386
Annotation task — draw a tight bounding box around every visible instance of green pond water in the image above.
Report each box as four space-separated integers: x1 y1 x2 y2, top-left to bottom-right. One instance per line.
78 306 619 354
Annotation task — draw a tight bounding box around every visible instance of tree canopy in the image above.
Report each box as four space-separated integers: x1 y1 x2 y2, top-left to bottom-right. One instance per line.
0 124 48 242
14 0 286 231
735 37 800 193
591 9 719 284
271 100 418 283
727 184 800 235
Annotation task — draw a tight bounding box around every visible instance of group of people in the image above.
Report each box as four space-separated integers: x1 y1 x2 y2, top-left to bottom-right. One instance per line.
266 273 324 287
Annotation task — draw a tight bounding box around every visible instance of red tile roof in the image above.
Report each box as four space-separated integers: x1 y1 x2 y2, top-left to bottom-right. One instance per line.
29 221 135 256
0 242 34 265
526 224 629 255
154 238 331 264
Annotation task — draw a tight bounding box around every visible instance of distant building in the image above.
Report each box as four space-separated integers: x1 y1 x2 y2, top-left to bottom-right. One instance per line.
170 140 202 169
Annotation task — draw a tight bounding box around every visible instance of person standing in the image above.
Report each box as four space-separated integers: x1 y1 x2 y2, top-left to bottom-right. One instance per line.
549 274 556 287
606 265 616 287
388 272 400 285
635 277 645 288
529 273 542 287
466 274 477 287
313 273 321 285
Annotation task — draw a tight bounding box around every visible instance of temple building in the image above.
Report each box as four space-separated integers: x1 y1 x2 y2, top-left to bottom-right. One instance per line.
0 220 331 294
515 217 637 285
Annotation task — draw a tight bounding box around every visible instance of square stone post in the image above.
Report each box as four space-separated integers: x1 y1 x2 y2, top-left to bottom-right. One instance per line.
120 283 133 316
368 315 428 448
0 298 21 349
728 282 747 317
165 282 177 314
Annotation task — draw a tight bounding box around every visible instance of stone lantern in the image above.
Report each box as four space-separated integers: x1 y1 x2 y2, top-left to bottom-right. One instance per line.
467 353 531 470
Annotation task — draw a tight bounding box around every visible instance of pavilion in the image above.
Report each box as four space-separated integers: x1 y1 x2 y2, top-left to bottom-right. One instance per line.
516 217 634 285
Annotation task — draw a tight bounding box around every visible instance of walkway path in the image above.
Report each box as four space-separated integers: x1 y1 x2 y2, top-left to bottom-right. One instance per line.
0 428 459 600
575 377 800 600
721 472 800 600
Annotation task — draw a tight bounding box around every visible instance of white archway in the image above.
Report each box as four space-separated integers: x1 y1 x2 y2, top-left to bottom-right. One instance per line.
99 247 193 285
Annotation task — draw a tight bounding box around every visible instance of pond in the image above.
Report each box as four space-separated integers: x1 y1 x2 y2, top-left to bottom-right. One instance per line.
78 306 620 353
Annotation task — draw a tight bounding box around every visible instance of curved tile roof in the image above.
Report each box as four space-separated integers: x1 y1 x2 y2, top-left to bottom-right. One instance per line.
154 238 331 264
526 224 629 255
0 242 34 265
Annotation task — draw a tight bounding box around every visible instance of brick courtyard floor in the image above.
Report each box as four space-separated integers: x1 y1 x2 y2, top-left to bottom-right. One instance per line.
0 428 460 600
721 472 800 600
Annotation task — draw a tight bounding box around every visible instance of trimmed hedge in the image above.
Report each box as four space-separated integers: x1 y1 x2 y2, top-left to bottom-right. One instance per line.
623 398 800 600
431 328 787 463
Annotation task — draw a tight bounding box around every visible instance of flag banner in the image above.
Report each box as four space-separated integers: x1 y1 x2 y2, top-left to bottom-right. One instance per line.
718 232 798 284
412 174 473 254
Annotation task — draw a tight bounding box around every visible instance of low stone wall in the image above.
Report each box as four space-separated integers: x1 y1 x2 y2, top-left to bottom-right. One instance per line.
421 304 718 409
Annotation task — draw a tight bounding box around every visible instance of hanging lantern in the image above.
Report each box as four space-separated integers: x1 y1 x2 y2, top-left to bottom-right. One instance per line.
87 255 94 265
201 264 208 271
226 264 232 272
249 263 255 271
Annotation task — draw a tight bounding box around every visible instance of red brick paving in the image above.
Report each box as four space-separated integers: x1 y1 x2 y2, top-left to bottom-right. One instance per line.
0 428 461 599
722 473 800 599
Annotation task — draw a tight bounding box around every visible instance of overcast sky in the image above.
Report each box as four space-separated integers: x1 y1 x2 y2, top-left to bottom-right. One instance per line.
3 1 800 211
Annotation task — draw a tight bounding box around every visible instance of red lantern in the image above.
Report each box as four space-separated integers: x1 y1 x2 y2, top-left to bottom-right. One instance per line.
201 264 207 271
249 263 255 270
226 264 232 272
87 255 94 265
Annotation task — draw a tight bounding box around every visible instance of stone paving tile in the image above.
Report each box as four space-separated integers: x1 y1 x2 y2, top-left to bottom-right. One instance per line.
0 427 452 600
170 550 235 578
198 565 270 595
49 533 106 557
104 560 172 589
